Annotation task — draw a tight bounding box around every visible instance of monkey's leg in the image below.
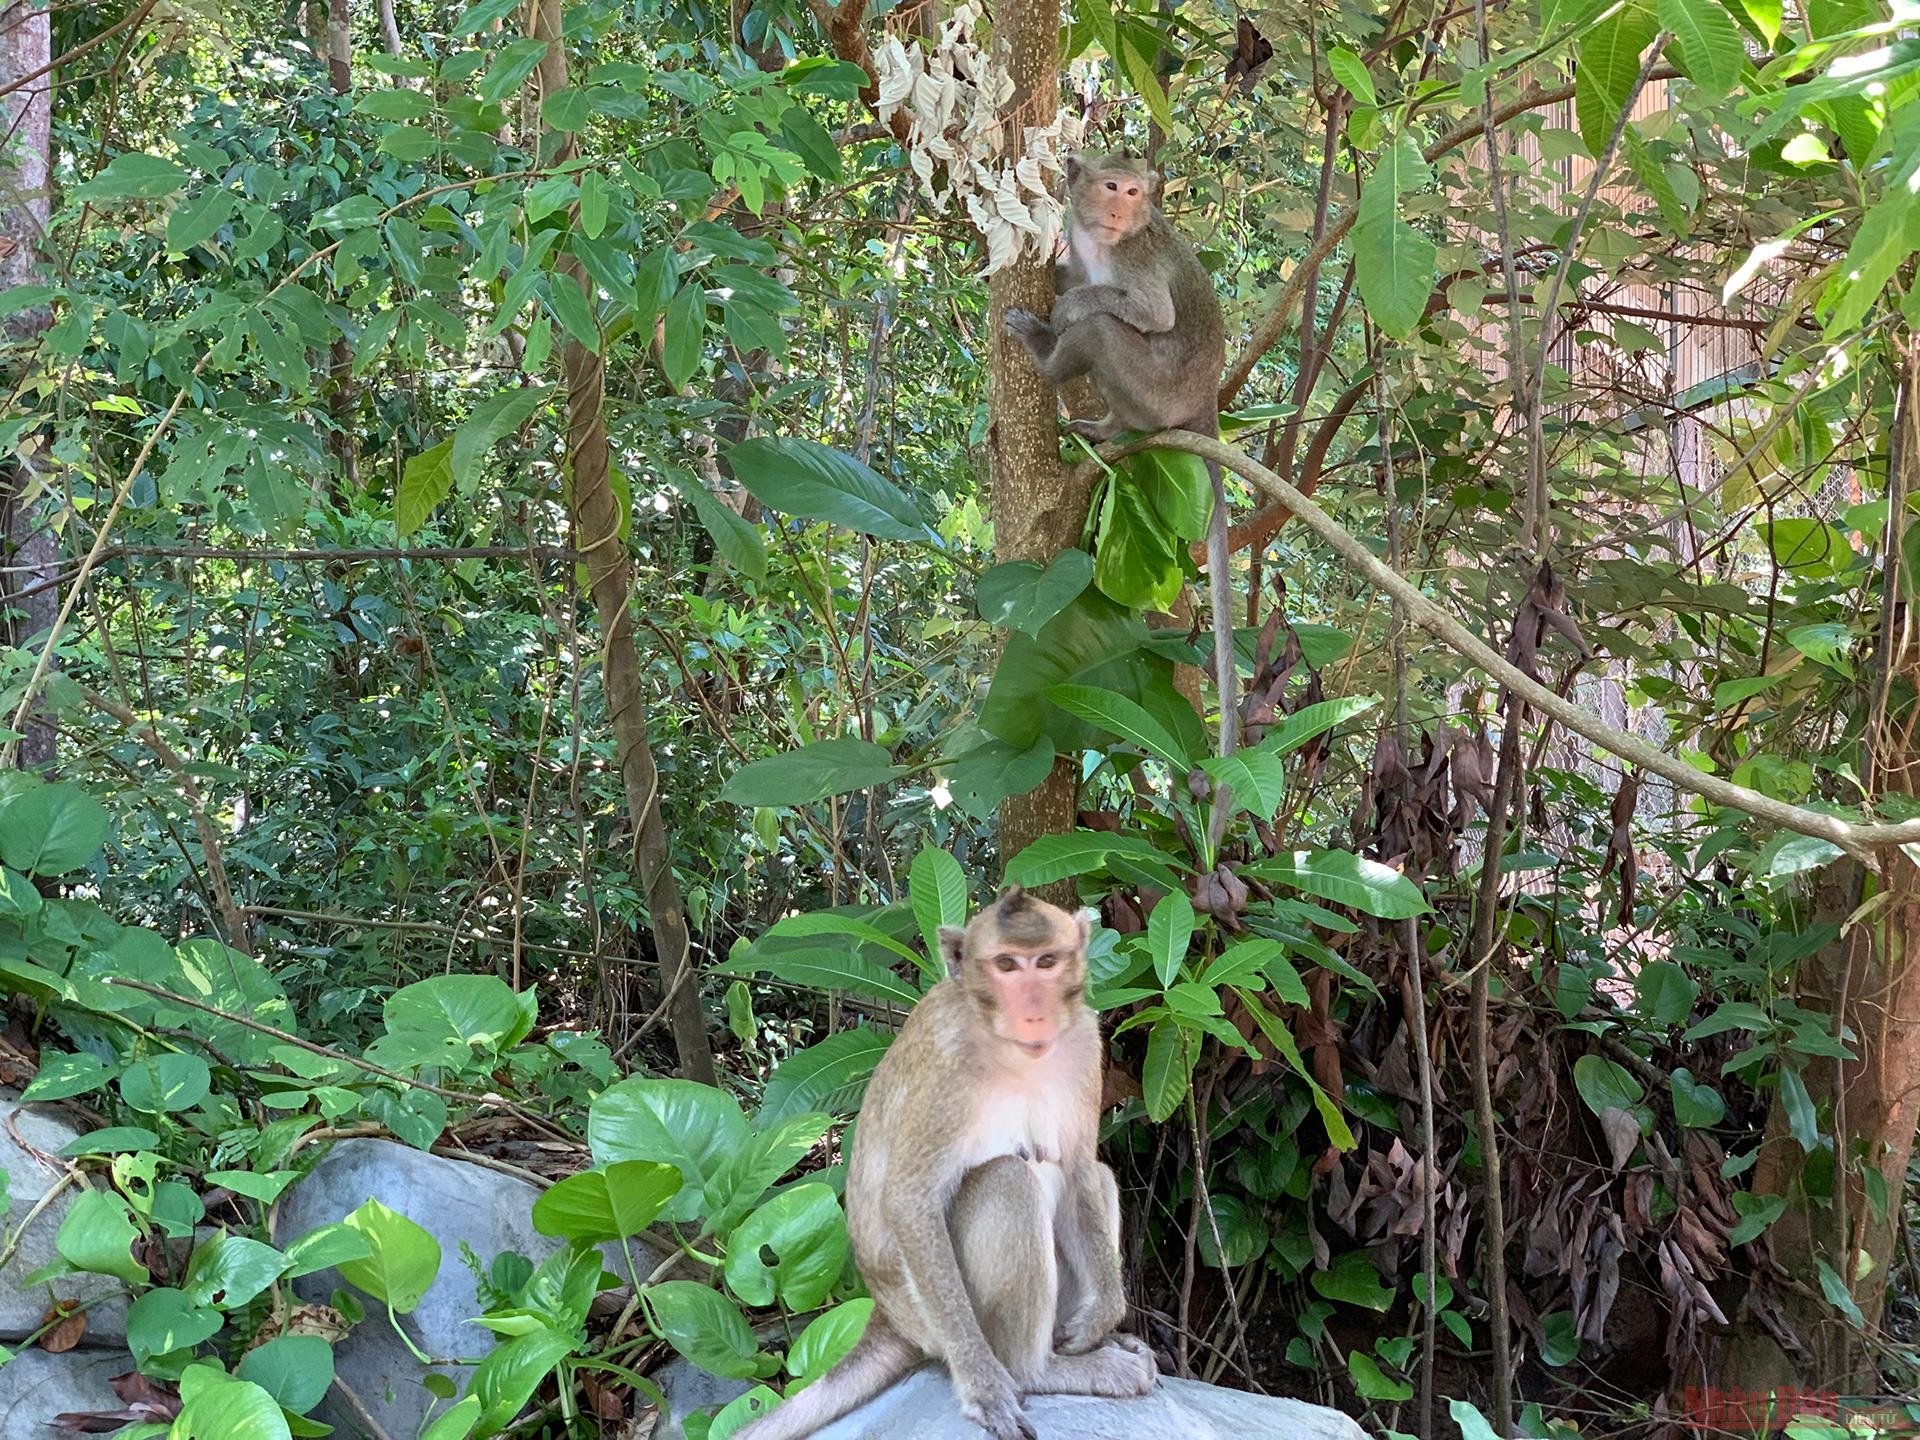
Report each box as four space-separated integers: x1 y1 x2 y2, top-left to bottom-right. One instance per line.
1026 1337 1158 1398
951 1156 1061 1389
1052 1161 1125 1355
728 1316 920 1440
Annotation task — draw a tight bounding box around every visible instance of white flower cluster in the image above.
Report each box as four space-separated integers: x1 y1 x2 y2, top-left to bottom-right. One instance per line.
869 2 1086 274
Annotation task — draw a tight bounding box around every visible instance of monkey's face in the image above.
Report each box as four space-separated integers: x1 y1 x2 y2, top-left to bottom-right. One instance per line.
1068 155 1156 244
944 888 1091 1059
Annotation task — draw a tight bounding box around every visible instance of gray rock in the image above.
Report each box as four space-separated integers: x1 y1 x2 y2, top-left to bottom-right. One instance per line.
0 1348 136 1434
0 1102 130 1345
276 1137 658 1440
656 1362 1369 1440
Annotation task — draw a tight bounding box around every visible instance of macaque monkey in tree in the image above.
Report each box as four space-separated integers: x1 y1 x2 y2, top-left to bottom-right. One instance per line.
733 887 1154 1440
1004 153 1240 778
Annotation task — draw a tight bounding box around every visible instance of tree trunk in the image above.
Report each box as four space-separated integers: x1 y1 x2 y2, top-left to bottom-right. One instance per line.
327 0 351 93
987 0 1087 899
378 0 400 56
533 0 716 1085
0 0 57 773
325 0 358 490
1723 352 1920 1392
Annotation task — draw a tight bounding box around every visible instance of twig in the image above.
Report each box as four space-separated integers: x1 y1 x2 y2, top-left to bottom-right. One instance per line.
1115 432 1920 863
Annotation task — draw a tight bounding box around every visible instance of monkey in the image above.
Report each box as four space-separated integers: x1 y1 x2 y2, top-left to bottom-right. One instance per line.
1004 154 1241 821
732 887 1155 1440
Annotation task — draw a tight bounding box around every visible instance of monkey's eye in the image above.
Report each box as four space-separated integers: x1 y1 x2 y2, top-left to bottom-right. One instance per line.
1035 954 1057 970
1105 180 1118 191
994 956 1019 973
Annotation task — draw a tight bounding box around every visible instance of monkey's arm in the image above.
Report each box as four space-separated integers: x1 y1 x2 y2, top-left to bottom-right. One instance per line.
1054 1160 1127 1352
1051 279 1176 334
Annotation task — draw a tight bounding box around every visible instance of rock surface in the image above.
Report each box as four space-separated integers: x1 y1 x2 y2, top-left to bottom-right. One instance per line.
0 1102 130 1345
0 1348 134 1432
656 1360 1370 1440
275 1137 658 1440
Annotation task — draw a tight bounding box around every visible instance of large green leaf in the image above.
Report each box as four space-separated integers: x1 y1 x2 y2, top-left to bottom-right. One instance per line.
182 1234 287 1311
235 1334 334 1416
1044 683 1193 768
0 780 108 875
383 974 534 1050
673 472 768 582
588 1078 750 1223
1658 0 1743 99
727 437 931 542
56 1189 147 1284
980 591 1155 752
1092 473 1185 611
975 551 1095 636
758 1028 892 1123
1147 891 1195 988
663 281 706 389
532 1161 684 1243
788 1298 873 1386
74 152 189 201
119 1053 212 1114
703 1112 834 1235
1352 134 1436 339
472 1325 578 1432
646 1280 763 1378
1142 1016 1195 1121
720 738 907 807
395 439 454 535
1005 830 1190 887
713 944 919 1007
338 1199 441 1314
128 1286 223 1369
170 1371 292 1440
1248 849 1430 919
723 1183 848 1310
450 386 551 489
909 845 969 963
1576 3 1659 153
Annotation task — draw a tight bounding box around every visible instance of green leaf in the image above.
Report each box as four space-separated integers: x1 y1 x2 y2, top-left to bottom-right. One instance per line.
279 1221 373 1279
450 386 551 490
384 973 533 1050
788 1298 872 1386
1353 134 1436 339
1728 1191 1785 1245
59 1126 159 1157
128 1287 223 1369
56 1189 146 1284
663 281 705 390
1657 0 1743 100
1125 445 1213 542
420 1397 484 1440
726 437 931 543
338 1199 442 1313
205 1170 299 1205
975 552 1095 636
763 911 919 965
1633 960 1699 1025
167 189 236 254
182 1234 287 1310
1311 1252 1395 1311
1816 1257 1866 1326
1147 890 1195 988
1778 1064 1820 1149
74 152 189 201
119 1053 212 1114
672 473 767 582
1576 4 1659 153
1044 683 1193 767
235 1334 334 1416
714 946 919 1007
1092 473 1184 611
1142 1016 1195 1121
479 39 549 104
910 846 969 963
396 439 455 535
1198 748 1288 818
720 738 907 807
589 1078 750 1224
703 1113 833 1235
0 781 108 874
454 0 520 33
1671 1068 1726 1128
472 1325 578 1432
1349 1350 1414 1401
170 1371 291 1440
1248 849 1429 918
1195 1193 1268 1268
723 1183 848 1310
1327 47 1378 105
1572 1054 1645 1117
544 87 595 134
0 865 41 920
547 270 601 350
532 1161 684 1242
1006 830 1190 887
778 106 844 180
21 1051 116 1102
647 1281 763 1378
759 1029 891 1123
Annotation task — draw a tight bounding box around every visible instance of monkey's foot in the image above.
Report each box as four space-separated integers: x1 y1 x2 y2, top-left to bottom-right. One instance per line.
1063 416 1122 442
1052 1304 1123 1356
958 1383 1036 1440
1031 1336 1157 1398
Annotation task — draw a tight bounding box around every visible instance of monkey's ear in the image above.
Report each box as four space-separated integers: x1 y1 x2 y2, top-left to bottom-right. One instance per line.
994 883 1026 906
1065 155 1082 183
1073 908 1094 951
1143 167 1162 200
938 926 967 975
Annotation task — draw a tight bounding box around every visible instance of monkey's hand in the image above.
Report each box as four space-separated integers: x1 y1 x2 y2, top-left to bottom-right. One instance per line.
954 1357 1035 1440
1004 307 1052 348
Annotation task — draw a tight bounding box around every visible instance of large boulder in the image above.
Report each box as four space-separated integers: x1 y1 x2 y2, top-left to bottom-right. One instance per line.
275 1137 659 1440
655 1361 1369 1440
0 1101 130 1346
0 1348 136 1433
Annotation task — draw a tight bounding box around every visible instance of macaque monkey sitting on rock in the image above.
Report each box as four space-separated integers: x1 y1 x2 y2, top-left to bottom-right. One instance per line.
732 887 1154 1440
1004 154 1240 774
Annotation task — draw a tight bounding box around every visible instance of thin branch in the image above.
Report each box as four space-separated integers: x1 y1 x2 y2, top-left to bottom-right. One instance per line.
1117 432 1920 864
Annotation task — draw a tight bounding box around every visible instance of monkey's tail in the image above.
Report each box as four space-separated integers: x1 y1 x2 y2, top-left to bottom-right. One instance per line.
731 1317 920 1440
